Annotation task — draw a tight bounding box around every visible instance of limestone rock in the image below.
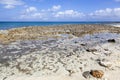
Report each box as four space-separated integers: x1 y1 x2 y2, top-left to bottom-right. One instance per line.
82 71 92 79
99 59 112 68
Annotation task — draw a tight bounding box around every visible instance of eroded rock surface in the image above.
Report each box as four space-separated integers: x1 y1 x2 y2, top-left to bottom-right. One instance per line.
0 25 120 80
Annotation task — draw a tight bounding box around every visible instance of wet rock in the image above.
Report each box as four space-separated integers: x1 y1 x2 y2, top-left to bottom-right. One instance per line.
82 71 92 79
80 43 86 46
86 48 97 52
90 70 104 78
107 39 116 43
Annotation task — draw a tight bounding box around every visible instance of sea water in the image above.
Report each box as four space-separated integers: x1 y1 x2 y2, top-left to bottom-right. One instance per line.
0 21 119 30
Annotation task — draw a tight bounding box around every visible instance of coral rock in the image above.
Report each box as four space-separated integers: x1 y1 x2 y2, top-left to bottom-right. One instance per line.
90 70 104 78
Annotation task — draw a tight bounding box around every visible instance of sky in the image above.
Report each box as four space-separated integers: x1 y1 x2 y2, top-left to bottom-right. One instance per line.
0 0 120 21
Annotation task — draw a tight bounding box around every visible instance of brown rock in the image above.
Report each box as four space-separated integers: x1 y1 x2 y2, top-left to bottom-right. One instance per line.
90 70 104 78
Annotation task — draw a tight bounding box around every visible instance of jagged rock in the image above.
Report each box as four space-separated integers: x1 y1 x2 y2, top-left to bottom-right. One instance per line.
99 59 112 69
107 39 116 43
90 70 104 78
82 71 92 79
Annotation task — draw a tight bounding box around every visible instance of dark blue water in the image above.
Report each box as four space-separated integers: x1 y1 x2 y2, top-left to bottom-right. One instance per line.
0 21 118 30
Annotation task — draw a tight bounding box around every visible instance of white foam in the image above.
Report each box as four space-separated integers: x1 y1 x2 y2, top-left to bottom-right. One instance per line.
109 23 120 27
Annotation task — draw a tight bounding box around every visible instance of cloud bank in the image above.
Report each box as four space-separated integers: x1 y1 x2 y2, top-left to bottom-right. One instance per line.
19 5 120 21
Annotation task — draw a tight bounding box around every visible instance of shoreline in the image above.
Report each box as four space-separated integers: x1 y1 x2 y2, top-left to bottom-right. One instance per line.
0 24 120 80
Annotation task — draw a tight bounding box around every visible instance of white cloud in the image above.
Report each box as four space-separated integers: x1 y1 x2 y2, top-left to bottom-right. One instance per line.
20 13 44 19
89 8 120 19
4 5 14 9
18 5 120 21
87 8 120 21
26 7 37 13
0 0 24 9
20 5 62 20
51 5 61 11
19 5 86 21
89 8 113 17
54 10 85 18
20 7 45 20
32 13 43 18
48 5 61 11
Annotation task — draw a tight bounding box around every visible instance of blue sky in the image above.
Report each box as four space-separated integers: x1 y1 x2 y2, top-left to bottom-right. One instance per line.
0 0 120 21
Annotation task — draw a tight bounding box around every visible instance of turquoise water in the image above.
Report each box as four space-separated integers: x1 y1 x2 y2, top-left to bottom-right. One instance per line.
0 21 118 30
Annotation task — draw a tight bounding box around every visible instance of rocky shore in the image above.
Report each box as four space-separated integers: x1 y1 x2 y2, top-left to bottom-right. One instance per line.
0 24 120 44
0 24 120 80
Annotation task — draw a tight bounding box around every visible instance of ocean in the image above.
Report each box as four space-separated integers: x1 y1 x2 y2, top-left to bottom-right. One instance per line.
0 21 119 30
